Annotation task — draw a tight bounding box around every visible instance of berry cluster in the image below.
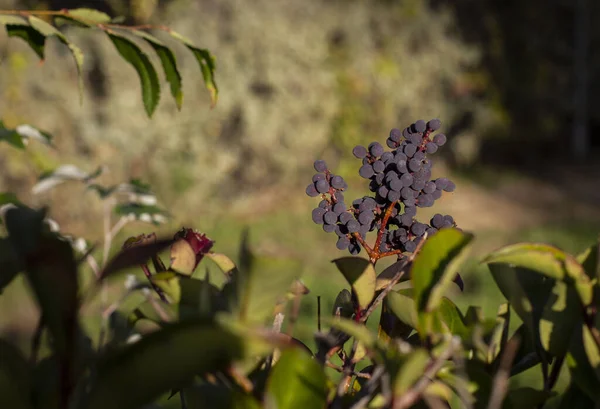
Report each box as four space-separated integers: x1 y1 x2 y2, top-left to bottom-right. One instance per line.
307 118 458 262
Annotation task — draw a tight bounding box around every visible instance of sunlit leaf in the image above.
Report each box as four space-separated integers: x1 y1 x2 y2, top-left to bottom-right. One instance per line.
206 252 238 278
107 31 160 117
169 30 218 107
32 165 102 194
265 348 328 409
169 239 196 276
332 257 376 310
411 228 473 313
484 242 593 305
132 30 183 109
539 281 580 356
577 239 600 281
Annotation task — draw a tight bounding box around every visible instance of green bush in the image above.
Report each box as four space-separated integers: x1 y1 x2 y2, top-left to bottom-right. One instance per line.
1 7 599 409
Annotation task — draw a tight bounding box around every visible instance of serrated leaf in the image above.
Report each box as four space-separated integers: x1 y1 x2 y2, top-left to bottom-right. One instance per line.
483 242 594 305
4 24 45 59
132 30 183 109
0 339 32 409
85 320 244 409
107 31 160 117
411 228 473 313
265 348 327 409
27 16 85 102
332 257 376 310
169 30 218 107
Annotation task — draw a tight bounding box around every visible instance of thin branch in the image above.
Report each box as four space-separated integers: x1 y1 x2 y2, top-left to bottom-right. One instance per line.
394 336 461 409
373 201 398 262
486 337 521 409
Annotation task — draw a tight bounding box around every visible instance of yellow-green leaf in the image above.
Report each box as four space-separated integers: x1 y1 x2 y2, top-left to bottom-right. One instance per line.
266 348 328 409
332 257 376 310
169 30 218 107
411 228 473 313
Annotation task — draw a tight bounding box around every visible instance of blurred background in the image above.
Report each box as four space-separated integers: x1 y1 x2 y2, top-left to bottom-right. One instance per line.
1 0 600 387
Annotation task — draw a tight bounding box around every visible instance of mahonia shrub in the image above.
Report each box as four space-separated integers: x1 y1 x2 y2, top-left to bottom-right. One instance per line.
1 7 600 409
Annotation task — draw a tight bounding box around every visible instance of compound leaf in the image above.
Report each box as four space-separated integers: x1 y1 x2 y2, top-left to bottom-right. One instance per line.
107 31 160 117
169 30 218 106
132 30 183 109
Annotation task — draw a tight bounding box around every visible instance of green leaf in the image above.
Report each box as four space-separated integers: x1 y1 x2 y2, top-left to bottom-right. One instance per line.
332 257 376 310
224 255 300 325
386 290 418 329
206 252 238 278
0 238 23 294
566 322 600 400
265 348 328 409
169 30 218 107
488 303 510 363
328 317 378 349
5 207 79 359
488 263 553 338
85 320 244 409
132 30 183 109
393 349 430 396
504 387 554 409
107 31 161 117
332 289 354 318
27 16 85 102
0 340 32 409
411 228 473 313
66 8 111 25
539 281 580 356
483 242 594 305
4 23 45 59
556 381 596 409
577 239 599 281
